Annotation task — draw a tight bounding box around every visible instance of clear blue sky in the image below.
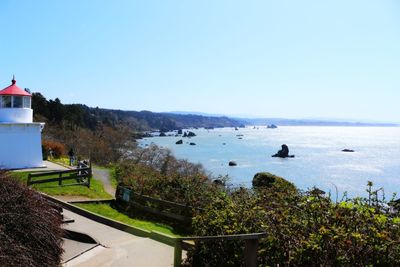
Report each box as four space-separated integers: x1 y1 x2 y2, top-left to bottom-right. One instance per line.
1 0 399 122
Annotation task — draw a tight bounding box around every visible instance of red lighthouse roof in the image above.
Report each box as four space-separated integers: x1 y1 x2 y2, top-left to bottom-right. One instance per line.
0 77 31 97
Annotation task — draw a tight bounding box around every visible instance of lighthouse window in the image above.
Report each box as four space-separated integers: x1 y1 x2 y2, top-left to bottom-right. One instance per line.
23 97 31 108
0 96 12 108
13 96 23 108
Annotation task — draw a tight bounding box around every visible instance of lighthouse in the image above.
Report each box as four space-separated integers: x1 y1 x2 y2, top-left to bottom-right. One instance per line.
0 77 45 169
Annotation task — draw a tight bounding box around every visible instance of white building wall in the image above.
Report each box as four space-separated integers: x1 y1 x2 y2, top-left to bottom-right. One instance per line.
0 108 33 123
0 123 44 169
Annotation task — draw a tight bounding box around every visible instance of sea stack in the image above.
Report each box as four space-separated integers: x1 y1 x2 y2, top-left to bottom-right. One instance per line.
272 144 295 158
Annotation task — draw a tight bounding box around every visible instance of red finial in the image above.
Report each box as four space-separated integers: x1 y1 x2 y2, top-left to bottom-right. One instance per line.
11 75 16 85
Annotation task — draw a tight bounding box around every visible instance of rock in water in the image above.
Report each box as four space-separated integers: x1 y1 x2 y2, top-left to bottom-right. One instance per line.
159 132 166 137
187 131 196 137
267 124 278 129
342 149 355 152
177 129 183 135
189 142 196 146
272 144 295 158
176 139 183 145
229 161 237 166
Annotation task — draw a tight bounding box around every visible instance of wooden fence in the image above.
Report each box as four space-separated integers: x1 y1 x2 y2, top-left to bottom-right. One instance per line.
116 186 195 223
27 161 92 187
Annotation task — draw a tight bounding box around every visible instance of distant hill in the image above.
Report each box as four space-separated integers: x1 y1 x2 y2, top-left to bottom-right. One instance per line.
238 118 399 127
32 93 242 132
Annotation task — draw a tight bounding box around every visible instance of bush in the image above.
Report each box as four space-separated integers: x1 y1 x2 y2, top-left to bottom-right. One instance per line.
42 140 66 158
252 172 296 192
187 183 400 266
0 171 64 266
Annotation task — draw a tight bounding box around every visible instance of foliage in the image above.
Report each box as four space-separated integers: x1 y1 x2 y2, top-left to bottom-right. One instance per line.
0 171 64 267
252 171 297 192
187 182 400 266
42 139 66 159
75 203 181 236
186 189 266 266
116 145 218 208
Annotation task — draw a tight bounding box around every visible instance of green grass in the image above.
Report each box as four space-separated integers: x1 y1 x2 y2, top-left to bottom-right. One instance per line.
12 172 112 199
75 203 181 237
49 157 73 166
109 167 118 188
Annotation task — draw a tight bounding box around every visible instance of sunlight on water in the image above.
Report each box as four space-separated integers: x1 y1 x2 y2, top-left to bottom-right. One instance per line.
140 126 400 198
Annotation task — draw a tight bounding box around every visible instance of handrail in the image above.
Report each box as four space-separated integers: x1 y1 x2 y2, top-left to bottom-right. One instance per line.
178 232 266 241
174 232 267 267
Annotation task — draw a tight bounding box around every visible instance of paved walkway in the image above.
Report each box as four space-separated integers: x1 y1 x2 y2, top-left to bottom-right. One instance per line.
92 167 116 197
62 209 179 267
14 160 69 172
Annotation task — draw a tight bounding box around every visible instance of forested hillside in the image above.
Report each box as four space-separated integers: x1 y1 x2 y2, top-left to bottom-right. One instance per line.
32 93 241 132
32 93 241 163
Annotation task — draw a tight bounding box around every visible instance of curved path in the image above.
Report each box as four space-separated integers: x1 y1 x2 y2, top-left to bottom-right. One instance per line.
92 167 116 198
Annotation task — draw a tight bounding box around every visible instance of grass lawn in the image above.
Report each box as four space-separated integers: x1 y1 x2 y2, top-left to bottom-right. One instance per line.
12 171 112 199
75 203 181 237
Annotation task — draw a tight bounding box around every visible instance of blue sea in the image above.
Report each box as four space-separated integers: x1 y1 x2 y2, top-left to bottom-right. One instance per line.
139 126 400 198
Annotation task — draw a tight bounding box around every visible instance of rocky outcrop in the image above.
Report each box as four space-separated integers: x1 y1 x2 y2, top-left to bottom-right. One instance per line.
176 139 183 145
228 161 237 166
159 132 167 137
252 172 296 191
272 144 295 158
267 124 278 129
182 131 196 137
177 129 183 135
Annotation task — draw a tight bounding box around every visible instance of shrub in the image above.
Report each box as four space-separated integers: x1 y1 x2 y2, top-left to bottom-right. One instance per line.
42 140 66 158
0 171 64 266
252 172 296 192
187 183 400 266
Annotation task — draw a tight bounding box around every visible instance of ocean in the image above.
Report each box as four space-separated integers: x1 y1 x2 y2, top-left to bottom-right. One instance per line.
139 126 400 198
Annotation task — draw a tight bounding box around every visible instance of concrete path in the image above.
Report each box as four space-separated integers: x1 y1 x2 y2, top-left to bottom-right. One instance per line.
14 160 69 172
92 167 116 197
62 209 178 267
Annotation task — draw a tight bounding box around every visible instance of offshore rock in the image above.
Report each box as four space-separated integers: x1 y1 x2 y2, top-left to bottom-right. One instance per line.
228 161 237 166
187 131 196 137
272 144 295 158
176 139 183 145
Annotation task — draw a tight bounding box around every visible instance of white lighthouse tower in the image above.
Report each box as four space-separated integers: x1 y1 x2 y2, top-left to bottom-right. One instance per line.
0 77 45 169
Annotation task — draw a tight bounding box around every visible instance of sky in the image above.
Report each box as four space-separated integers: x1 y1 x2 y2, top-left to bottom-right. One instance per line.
1 0 399 122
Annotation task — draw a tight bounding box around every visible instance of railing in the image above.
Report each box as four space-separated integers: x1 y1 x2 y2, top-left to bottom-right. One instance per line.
27 161 92 187
174 232 267 267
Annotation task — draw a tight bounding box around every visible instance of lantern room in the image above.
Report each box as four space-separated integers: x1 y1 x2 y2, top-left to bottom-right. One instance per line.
0 77 33 123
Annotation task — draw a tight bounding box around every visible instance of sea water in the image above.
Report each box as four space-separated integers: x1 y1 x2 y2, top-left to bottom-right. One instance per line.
139 126 400 198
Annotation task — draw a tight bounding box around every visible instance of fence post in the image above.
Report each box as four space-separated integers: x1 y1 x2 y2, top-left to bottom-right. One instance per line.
244 238 259 267
174 239 182 267
58 173 62 186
